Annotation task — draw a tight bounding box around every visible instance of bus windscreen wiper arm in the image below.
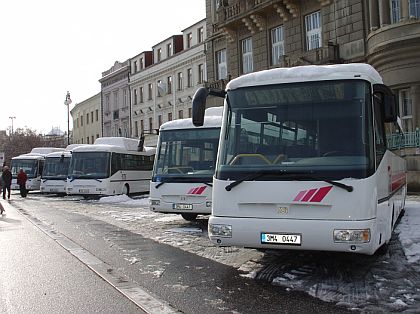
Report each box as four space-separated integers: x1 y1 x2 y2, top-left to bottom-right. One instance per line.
155 177 212 189
225 171 353 192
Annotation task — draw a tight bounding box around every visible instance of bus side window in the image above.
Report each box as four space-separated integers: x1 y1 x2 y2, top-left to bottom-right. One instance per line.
111 153 121 175
373 95 386 167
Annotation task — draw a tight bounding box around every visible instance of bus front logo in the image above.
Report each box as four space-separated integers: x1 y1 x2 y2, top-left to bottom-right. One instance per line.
293 186 332 203
187 186 207 195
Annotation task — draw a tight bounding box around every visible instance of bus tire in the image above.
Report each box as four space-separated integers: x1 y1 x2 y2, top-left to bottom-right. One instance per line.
123 184 130 196
181 213 198 221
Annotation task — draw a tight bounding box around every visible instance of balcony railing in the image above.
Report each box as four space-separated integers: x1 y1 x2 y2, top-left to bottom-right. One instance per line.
387 131 420 150
279 44 340 67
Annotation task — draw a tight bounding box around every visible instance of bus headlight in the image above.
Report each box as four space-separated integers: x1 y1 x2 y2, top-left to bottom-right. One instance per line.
333 229 370 243
150 200 160 206
209 223 232 238
206 201 212 207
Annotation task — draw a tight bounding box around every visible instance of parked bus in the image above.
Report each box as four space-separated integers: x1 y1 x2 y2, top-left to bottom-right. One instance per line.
40 144 87 195
10 147 64 191
192 63 406 255
150 107 222 221
66 137 155 197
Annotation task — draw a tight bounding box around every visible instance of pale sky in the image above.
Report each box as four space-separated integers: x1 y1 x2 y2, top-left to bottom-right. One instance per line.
0 0 205 134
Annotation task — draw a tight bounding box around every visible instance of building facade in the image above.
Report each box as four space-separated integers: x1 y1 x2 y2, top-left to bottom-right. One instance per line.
205 0 420 189
99 61 131 138
71 93 102 144
129 19 207 147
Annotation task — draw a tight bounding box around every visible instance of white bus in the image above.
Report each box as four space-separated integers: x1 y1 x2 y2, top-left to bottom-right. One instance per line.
40 144 87 195
192 63 406 255
150 107 222 221
10 147 64 191
66 137 155 197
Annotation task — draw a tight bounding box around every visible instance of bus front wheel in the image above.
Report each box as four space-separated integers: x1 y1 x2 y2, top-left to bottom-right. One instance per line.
181 213 198 221
123 184 130 196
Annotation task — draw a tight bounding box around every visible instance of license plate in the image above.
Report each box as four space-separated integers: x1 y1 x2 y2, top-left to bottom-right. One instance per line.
79 189 89 193
261 233 302 245
173 203 193 210
50 188 58 192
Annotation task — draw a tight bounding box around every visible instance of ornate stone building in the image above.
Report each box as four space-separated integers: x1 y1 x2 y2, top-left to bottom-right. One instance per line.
205 0 420 189
129 19 207 146
99 61 131 138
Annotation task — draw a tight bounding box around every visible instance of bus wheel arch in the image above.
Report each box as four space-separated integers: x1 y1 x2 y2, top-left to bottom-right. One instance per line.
123 184 130 196
181 213 198 221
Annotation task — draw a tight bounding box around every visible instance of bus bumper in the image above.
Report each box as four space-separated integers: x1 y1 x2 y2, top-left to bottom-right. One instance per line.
149 198 212 215
208 216 380 255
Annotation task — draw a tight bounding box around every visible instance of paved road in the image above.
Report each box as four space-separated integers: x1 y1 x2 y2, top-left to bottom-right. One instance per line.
2 194 353 314
0 200 145 314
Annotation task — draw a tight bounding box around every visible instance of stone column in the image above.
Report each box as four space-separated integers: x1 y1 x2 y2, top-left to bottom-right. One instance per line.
412 85 420 130
379 0 391 27
369 0 380 31
401 0 410 21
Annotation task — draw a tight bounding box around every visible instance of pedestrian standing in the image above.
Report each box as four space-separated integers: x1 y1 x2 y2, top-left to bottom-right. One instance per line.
17 168 28 198
1 166 12 200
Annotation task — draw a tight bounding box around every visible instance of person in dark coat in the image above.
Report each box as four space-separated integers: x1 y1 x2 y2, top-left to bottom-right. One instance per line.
1 166 12 200
17 168 28 197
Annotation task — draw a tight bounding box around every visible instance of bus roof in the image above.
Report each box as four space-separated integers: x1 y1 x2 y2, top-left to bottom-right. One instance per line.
65 144 89 151
160 107 222 131
72 143 156 155
94 137 144 151
226 63 383 91
12 153 46 160
29 147 63 155
45 151 71 158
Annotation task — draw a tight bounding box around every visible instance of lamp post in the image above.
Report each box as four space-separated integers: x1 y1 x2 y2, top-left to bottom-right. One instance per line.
9 116 16 135
64 91 72 145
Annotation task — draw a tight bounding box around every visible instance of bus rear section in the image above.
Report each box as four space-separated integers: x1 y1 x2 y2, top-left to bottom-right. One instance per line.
192 64 406 255
66 138 155 197
150 108 222 221
10 147 63 191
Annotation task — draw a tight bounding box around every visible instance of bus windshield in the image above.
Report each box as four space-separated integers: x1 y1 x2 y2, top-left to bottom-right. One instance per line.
42 157 70 179
153 127 220 182
217 80 375 181
68 152 110 179
11 159 39 179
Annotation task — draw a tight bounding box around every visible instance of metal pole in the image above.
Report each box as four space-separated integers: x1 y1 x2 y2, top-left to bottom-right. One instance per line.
64 91 72 145
8 116 16 135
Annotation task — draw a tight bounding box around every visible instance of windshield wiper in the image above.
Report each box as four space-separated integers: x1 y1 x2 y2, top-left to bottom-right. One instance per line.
225 170 353 192
155 177 212 189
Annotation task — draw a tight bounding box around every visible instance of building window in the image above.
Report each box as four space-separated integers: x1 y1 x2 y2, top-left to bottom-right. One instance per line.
305 11 322 51
158 115 162 127
391 0 401 23
167 43 172 57
148 83 153 100
198 64 204 84
91 136 94 144
87 137 90 144
157 80 163 97
187 32 193 48
188 108 192 118
216 49 227 80
81 115 83 126
167 76 172 94
113 92 118 110
76 117 79 128
187 68 193 87
177 72 183 90
139 87 144 103
271 26 284 65
241 37 253 74
179 110 184 119
96 109 99 121
123 89 128 108
157 48 162 62
400 89 413 132
168 112 172 121
133 88 138 105
86 113 89 125
410 0 420 18
91 111 94 123
105 95 110 112
140 120 144 133
134 121 139 137
140 57 144 70
198 27 204 43
133 61 137 73
149 117 153 132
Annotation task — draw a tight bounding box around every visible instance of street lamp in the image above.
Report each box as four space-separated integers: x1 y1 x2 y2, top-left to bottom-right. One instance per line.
64 91 72 145
9 116 16 135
